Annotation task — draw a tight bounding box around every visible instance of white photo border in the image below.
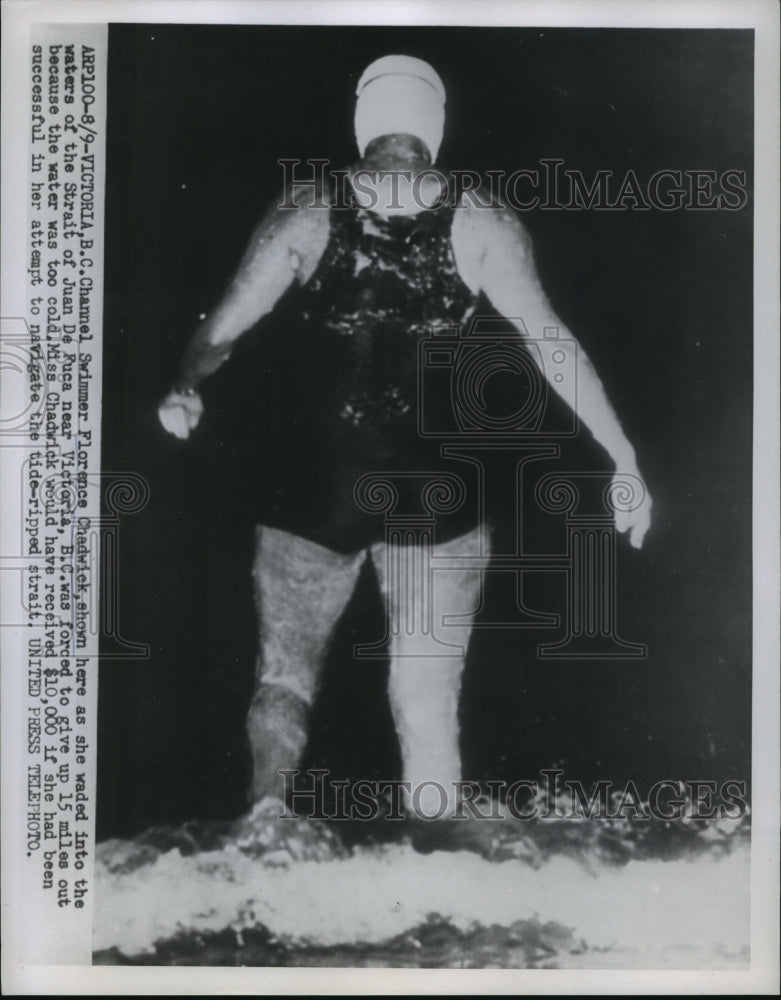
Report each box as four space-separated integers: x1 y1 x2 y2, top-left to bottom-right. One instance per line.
1 0 778 994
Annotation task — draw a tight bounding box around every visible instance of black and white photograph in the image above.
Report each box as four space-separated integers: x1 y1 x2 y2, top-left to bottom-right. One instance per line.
1 0 778 993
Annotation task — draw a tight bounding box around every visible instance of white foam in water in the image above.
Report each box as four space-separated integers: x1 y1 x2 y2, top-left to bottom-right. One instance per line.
94 840 750 967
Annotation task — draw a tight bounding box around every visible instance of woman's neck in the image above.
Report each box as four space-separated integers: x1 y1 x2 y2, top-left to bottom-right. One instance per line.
350 133 443 217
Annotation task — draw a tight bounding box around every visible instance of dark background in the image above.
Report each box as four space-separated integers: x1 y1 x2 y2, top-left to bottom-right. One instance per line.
97 25 753 840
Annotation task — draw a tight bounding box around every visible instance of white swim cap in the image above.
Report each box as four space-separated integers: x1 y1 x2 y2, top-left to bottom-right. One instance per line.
354 55 446 162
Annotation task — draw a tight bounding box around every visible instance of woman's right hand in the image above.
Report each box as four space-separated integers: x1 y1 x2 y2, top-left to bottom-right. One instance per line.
158 389 204 440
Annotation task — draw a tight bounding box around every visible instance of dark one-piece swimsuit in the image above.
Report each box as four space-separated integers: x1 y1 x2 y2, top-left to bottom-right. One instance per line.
253 186 482 554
